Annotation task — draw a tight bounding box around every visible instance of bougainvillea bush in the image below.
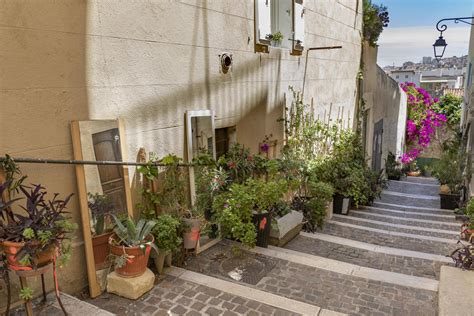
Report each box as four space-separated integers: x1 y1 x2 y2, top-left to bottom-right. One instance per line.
399 82 447 164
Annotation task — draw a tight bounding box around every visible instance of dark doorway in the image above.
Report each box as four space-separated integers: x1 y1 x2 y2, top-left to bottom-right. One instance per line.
372 119 383 171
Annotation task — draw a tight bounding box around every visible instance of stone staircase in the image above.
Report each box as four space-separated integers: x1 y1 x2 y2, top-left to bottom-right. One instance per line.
84 176 461 315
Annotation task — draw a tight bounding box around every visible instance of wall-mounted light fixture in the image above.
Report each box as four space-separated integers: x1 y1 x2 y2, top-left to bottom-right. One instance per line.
433 17 473 62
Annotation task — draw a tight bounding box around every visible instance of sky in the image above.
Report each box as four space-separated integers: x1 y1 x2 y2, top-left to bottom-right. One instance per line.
372 0 473 66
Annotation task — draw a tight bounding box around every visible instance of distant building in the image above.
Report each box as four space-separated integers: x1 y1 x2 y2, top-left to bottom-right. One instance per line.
403 61 415 68
422 56 432 65
388 69 421 86
420 68 465 97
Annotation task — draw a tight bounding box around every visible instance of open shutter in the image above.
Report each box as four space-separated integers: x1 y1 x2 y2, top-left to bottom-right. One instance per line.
255 0 271 53
291 0 304 55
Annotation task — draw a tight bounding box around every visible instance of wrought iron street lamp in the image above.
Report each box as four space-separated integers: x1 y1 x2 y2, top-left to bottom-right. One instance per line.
433 17 473 62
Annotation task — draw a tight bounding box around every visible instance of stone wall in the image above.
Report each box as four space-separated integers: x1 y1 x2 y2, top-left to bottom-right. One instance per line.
0 0 363 303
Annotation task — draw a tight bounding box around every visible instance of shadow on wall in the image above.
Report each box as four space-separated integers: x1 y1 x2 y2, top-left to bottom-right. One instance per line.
0 0 90 307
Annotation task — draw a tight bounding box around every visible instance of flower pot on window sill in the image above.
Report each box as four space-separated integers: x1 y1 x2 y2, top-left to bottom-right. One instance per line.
439 193 460 210
252 211 271 248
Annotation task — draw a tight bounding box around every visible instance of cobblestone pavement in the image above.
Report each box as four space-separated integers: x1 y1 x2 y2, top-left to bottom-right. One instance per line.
321 222 457 255
350 210 459 230
86 274 298 315
186 242 438 316
333 216 457 239
285 235 444 279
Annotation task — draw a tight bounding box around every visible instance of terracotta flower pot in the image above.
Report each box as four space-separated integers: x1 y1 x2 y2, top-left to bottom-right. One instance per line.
183 218 201 250
92 231 113 270
407 170 421 177
1 241 56 271
461 223 474 241
109 234 154 278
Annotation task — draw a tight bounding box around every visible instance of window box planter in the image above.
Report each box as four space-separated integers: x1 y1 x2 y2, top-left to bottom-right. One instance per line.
252 212 272 248
109 234 154 278
439 193 460 210
269 210 304 247
333 194 350 215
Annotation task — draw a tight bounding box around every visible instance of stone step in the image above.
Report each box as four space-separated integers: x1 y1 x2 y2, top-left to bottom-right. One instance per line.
332 215 458 240
373 201 454 215
185 241 438 315
405 176 439 185
285 234 446 280
387 180 439 196
350 209 461 230
364 206 457 222
321 221 457 256
379 191 440 209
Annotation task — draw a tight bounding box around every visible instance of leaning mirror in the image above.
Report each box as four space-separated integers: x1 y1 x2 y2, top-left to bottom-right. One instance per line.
71 119 133 298
185 110 220 253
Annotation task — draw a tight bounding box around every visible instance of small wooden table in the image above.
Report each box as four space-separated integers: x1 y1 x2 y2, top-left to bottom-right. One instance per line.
4 261 67 316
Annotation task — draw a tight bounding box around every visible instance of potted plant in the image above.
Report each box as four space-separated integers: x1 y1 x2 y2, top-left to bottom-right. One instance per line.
296 180 334 233
385 152 403 180
0 183 77 271
151 214 181 274
88 192 115 269
406 161 421 177
265 31 284 47
364 169 387 206
422 164 433 177
109 216 157 277
433 139 466 210
460 198 474 241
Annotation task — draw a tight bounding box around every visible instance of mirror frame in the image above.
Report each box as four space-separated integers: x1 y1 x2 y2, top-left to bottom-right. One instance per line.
185 110 221 253
71 119 134 298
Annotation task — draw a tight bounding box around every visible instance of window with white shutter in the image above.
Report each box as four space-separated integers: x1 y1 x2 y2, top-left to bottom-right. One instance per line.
254 0 305 54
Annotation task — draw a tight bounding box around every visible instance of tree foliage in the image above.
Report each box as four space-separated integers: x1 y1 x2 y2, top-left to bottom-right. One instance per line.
363 0 389 47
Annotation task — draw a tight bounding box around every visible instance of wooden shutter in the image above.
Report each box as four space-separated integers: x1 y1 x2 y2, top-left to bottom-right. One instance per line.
291 0 304 56
254 0 271 53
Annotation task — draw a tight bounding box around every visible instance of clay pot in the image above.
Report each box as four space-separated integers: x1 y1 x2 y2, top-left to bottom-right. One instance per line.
153 250 172 275
109 234 154 278
1 241 56 271
183 218 201 250
407 170 421 177
92 231 113 270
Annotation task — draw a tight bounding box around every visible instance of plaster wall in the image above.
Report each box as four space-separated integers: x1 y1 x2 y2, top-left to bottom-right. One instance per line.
363 44 407 169
0 0 363 302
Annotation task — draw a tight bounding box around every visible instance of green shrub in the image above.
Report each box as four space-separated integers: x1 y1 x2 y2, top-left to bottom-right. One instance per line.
152 214 182 252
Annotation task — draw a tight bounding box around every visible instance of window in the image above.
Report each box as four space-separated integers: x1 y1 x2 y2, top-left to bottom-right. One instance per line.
405 75 409 79
395 75 399 79
254 0 304 55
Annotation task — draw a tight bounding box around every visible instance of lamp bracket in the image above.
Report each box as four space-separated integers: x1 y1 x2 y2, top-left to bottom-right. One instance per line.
436 17 474 35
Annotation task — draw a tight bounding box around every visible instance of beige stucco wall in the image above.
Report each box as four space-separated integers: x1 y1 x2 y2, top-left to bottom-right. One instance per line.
363 44 407 169
0 0 363 302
